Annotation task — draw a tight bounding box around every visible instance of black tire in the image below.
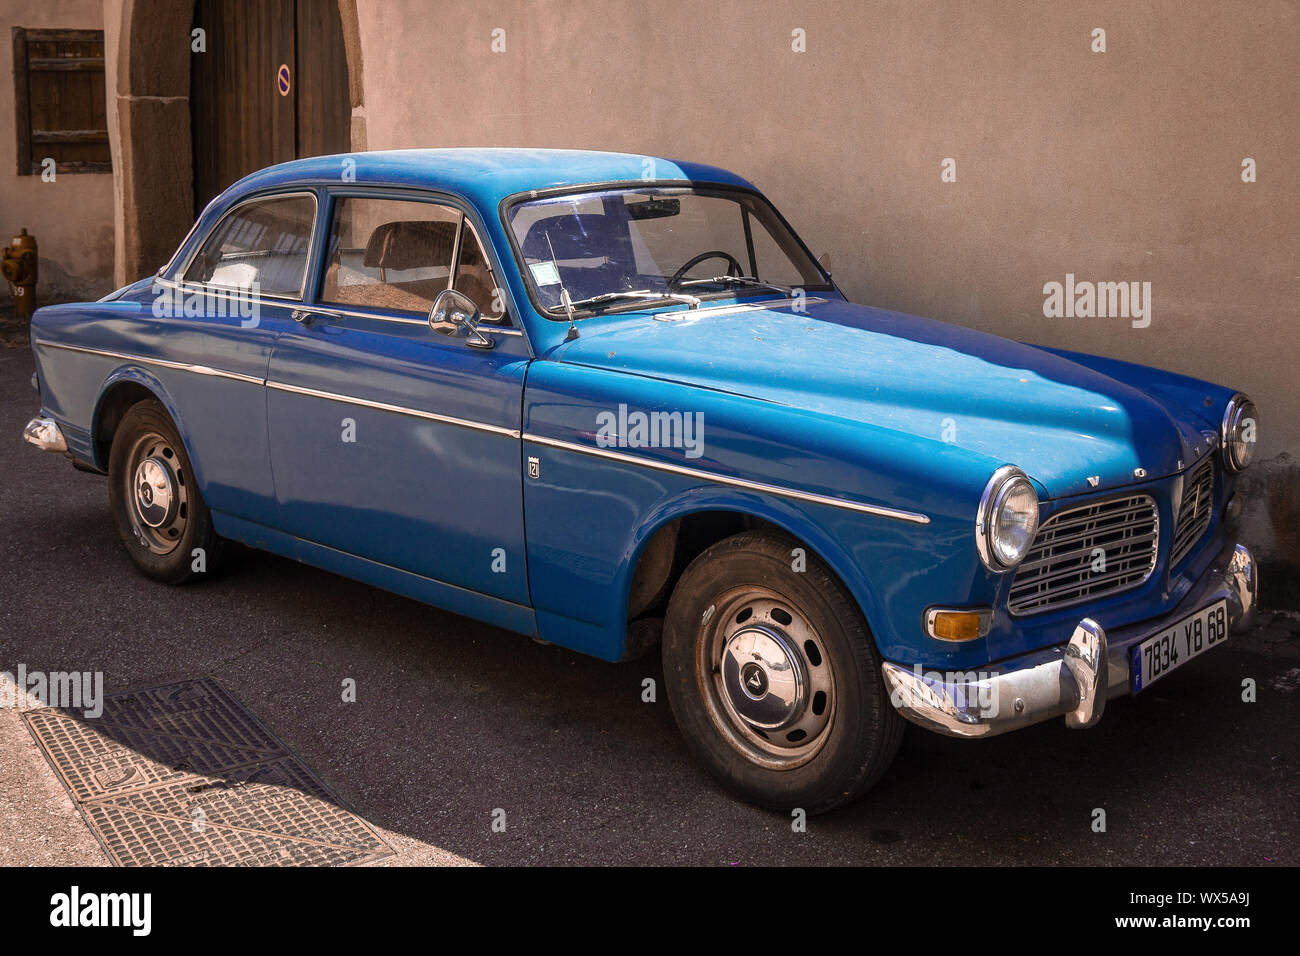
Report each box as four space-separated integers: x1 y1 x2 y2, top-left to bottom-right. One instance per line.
107 399 223 584
662 530 902 813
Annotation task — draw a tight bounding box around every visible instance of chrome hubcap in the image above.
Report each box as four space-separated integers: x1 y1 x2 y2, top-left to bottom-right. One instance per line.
123 432 188 554
702 590 835 769
134 457 176 528
721 625 805 729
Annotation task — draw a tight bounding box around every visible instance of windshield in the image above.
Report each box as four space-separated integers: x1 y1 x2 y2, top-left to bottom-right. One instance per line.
506 186 831 317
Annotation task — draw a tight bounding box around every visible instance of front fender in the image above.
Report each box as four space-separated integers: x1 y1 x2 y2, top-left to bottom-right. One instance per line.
522 361 1003 666
616 487 898 657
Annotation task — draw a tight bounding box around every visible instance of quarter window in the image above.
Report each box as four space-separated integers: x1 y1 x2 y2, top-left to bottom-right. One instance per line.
184 194 316 296
454 226 507 324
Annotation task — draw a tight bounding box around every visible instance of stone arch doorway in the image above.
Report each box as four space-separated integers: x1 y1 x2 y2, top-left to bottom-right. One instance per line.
111 0 364 286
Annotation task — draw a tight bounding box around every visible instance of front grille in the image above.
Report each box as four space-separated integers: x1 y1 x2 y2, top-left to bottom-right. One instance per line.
1170 458 1214 568
1009 494 1159 616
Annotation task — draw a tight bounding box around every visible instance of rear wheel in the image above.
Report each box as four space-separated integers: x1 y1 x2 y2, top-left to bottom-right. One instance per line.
107 400 223 583
662 530 902 813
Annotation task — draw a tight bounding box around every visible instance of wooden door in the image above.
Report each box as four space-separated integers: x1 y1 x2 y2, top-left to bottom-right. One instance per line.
294 0 351 162
190 0 350 214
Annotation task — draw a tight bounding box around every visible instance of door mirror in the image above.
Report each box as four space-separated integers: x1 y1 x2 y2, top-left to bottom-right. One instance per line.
429 288 494 349
816 252 832 277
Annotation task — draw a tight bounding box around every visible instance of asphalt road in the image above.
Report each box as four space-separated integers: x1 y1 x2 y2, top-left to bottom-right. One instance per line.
1 340 1297 866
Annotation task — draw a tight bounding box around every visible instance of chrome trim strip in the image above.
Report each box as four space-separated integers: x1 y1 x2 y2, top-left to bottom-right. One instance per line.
32 339 266 386
524 433 931 524
266 380 521 438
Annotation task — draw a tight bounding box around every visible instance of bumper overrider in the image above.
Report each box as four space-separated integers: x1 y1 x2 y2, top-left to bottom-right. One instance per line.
882 541 1257 738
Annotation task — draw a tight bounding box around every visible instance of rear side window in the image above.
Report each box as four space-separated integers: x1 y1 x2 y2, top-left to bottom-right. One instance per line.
320 197 460 314
184 194 316 296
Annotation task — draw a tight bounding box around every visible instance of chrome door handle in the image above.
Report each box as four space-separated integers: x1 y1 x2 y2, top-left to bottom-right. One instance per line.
291 308 332 326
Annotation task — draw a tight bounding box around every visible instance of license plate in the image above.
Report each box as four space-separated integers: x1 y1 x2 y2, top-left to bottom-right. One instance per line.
1131 599 1229 693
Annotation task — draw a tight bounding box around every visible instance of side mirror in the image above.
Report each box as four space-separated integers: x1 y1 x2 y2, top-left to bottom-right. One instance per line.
429 288 494 349
816 252 832 277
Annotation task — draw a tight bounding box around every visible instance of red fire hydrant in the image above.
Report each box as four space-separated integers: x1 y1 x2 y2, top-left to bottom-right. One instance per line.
2 228 39 320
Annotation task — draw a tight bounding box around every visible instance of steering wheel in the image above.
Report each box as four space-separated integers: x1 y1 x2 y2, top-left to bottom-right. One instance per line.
669 250 744 288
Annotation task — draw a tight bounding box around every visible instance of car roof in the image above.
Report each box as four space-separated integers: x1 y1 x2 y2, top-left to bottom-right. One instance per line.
224 147 757 209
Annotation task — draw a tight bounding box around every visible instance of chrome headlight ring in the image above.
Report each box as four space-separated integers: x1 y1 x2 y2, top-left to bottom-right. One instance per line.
976 465 1041 572
1221 393 1258 472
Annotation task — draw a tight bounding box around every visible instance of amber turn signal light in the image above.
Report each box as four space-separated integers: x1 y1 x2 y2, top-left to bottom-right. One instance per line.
924 607 992 642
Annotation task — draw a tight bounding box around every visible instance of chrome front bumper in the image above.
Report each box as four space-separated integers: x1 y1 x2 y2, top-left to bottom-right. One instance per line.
23 416 68 453
882 542 1257 739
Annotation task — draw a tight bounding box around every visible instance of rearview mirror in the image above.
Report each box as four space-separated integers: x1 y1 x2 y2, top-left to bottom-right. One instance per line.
626 198 681 220
429 288 494 349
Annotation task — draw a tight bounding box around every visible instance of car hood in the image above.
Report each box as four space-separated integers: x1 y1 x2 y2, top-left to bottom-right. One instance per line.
551 296 1220 499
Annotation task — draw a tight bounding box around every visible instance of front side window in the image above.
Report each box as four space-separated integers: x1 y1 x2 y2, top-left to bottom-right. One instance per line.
507 186 830 317
184 194 316 296
321 197 460 314
320 196 510 325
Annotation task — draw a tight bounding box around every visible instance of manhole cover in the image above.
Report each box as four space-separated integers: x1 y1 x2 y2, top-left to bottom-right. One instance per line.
23 677 394 867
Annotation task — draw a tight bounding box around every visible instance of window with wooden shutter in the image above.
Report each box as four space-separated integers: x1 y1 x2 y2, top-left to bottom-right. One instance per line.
11 28 112 175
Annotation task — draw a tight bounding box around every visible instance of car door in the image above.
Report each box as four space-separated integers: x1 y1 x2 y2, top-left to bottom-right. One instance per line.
161 189 319 528
265 188 532 607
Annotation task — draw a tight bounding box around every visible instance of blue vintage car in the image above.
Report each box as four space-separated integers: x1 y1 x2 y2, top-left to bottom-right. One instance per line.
24 148 1258 811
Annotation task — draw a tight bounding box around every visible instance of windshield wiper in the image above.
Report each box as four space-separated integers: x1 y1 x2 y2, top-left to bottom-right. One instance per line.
677 275 795 296
565 290 702 311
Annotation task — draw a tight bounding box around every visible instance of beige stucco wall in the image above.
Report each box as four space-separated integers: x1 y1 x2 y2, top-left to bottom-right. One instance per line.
0 0 115 301
355 0 1298 466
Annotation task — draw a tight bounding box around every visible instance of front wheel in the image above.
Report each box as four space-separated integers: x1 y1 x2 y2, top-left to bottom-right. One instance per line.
662 530 902 813
107 400 223 584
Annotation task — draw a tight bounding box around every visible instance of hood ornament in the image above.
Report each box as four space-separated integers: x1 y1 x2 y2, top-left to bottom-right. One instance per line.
1086 476 1100 488
1134 467 1147 479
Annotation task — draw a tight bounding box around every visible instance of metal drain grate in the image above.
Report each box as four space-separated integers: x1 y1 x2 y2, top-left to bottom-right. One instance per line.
23 678 394 867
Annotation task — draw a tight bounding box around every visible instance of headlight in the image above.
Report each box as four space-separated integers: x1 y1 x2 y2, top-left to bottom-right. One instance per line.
1221 393 1258 472
976 466 1040 571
